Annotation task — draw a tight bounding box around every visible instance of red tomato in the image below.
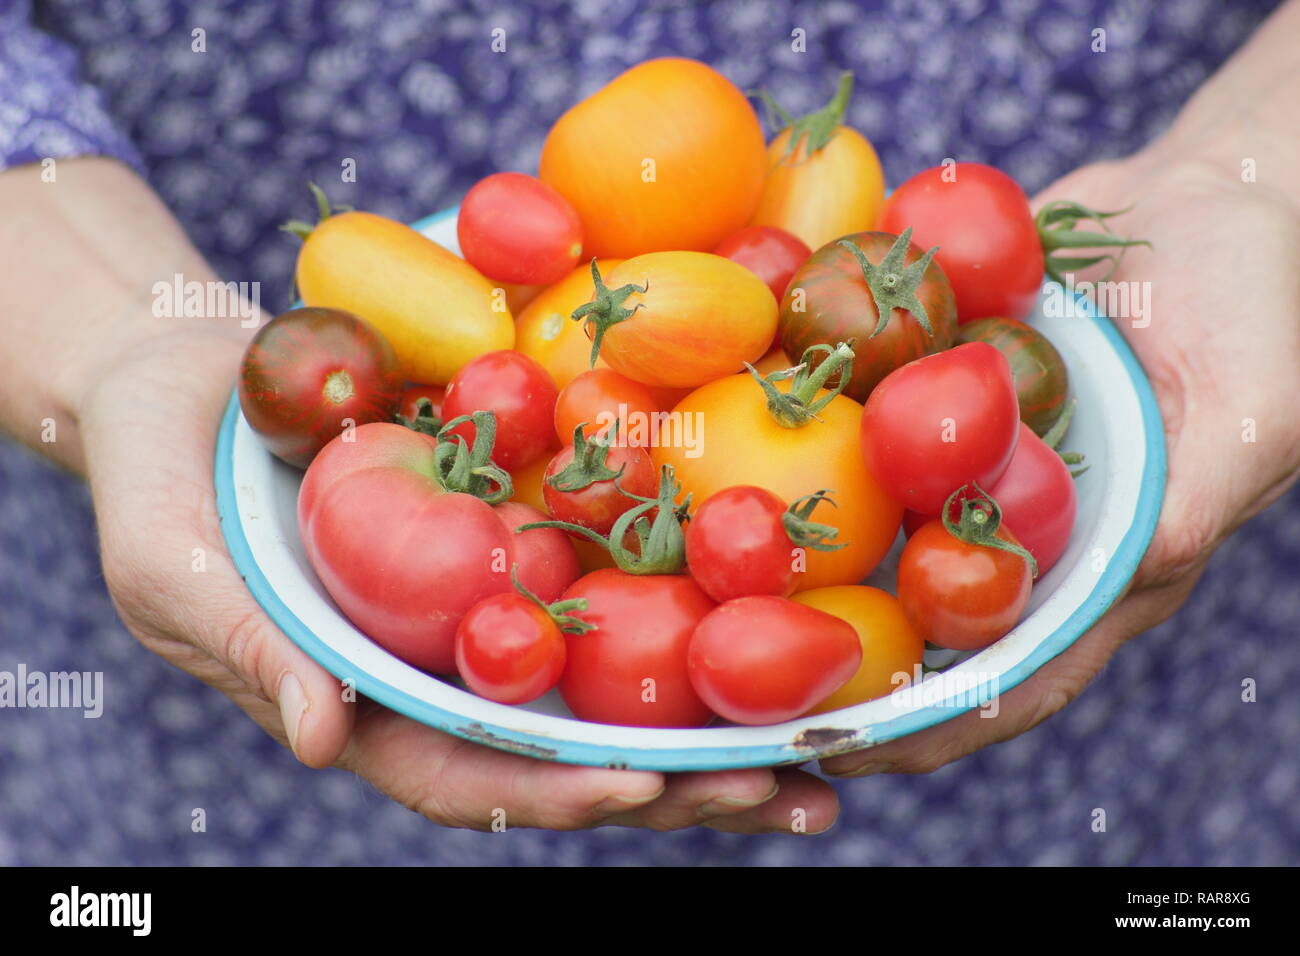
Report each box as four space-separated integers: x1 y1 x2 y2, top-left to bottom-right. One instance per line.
398 383 445 423
455 593 570 704
878 163 1044 323
298 422 578 673
900 424 1076 575
542 438 658 537
684 486 843 602
238 307 403 469
897 495 1033 651
457 172 583 285
687 596 861 725
495 500 581 602
713 225 812 303
441 350 560 471
558 569 716 727
554 368 660 445
860 342 1020 515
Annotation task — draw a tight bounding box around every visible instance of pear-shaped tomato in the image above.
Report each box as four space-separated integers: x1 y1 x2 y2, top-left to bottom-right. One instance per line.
540 58 766 257
653 345 900 591
291 191 513 385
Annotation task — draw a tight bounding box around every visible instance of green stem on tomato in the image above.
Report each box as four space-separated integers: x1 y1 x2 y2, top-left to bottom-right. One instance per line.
546 422 625 493
433 410 513 504
279 182 337 242
782 490 849 552
837 228 939 338
394 396 442 437
744 341 855 428
1035 200 1152 285
940 483 1039 579
509 565 594 635
569 259 648 370
751 71 854 162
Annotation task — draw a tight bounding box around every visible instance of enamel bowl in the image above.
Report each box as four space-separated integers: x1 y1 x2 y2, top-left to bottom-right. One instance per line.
215 208 1166 771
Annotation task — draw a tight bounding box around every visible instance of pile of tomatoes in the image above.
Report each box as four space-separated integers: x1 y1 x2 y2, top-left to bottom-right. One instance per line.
239 58 1137 728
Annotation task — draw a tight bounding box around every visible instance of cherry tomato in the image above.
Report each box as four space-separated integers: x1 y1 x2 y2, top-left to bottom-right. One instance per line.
554 369 660 446
687 595 861 725
298 421 578 674
780 230 957 403
685 486 842 602
455 593 568 704
238 307 403 469
792 586 924 714
860 342 1020 516
956 317 1068 437
441 350 560 471
897 495 1033 651
713 225 811 303
878 163 1044 324
542 435 658 537
559 569 716 727
457 172 583 286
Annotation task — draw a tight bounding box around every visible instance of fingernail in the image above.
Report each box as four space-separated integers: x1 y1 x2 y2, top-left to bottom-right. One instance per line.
699 781 780 818
278 672 308 758
591 788 664 818
824 760 890 778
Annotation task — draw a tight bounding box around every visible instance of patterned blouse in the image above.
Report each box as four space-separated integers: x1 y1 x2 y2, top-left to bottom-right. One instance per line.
1 0 1296 865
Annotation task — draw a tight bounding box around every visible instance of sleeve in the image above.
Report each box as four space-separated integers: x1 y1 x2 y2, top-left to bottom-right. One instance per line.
0 0 144 173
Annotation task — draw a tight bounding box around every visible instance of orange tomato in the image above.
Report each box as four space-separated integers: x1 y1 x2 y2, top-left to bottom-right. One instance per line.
652 364 900 592
509 453 552 515
750 73 886 252
554 369 661 446
540 58 767 258
580 253 777 389
502 282 544 315
296 211 513 385
752 347 792 377
793 586 924 714
515 259 621 388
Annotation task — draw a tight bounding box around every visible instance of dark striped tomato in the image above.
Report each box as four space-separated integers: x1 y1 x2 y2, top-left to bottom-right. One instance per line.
779 231 956 403
956 317 1068 437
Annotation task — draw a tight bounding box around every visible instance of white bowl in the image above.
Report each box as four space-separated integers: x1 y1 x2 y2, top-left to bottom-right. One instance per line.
215 208 1166 771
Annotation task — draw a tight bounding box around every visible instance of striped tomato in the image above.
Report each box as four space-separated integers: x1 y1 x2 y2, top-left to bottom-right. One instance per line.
956 317 1069 437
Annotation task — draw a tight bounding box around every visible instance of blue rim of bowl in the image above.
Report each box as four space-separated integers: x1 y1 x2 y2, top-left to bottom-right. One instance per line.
216 207 1166 771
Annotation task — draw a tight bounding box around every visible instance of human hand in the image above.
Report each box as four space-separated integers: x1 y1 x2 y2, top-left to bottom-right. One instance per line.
822 149 1300 777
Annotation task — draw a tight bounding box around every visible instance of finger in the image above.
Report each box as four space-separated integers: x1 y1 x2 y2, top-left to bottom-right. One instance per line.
702 767 840 835
597 768 780 831
819 575 1199 778
340 707 668 831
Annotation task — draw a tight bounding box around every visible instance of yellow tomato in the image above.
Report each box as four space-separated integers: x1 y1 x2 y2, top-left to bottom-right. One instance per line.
296 211 513 385
515 260 622 388
508 454 551 515
652 354 900 591
750 73 886 252
793 586 924 714
540 58 767 258
583 252 777 389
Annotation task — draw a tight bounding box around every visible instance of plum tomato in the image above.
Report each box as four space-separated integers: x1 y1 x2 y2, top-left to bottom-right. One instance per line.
558 569 716 727
779 230 957 403
554 368 661 446
457 172 583 286
878 163 1044 324
860 342 1021 516
956 317 1068 437
793 586 925 714
687 595 861 725
684 486 845 603
441 350 560 471
238 307 403 469
897 485 1035 651
455 571 591 705
713 225 812 304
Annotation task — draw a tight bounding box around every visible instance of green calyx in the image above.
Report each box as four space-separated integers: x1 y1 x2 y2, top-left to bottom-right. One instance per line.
744 341 856 428
782 490 848 552
520 464 691 575
1036 200 1152 285
395 396 442 437
509 565 594 635
753 71 854 163
432 410 513 504
280 182 353 242
547 423 625 493
1040 398 1090 478
941 483 1039 579
570 259 648 369
837 228 939 338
